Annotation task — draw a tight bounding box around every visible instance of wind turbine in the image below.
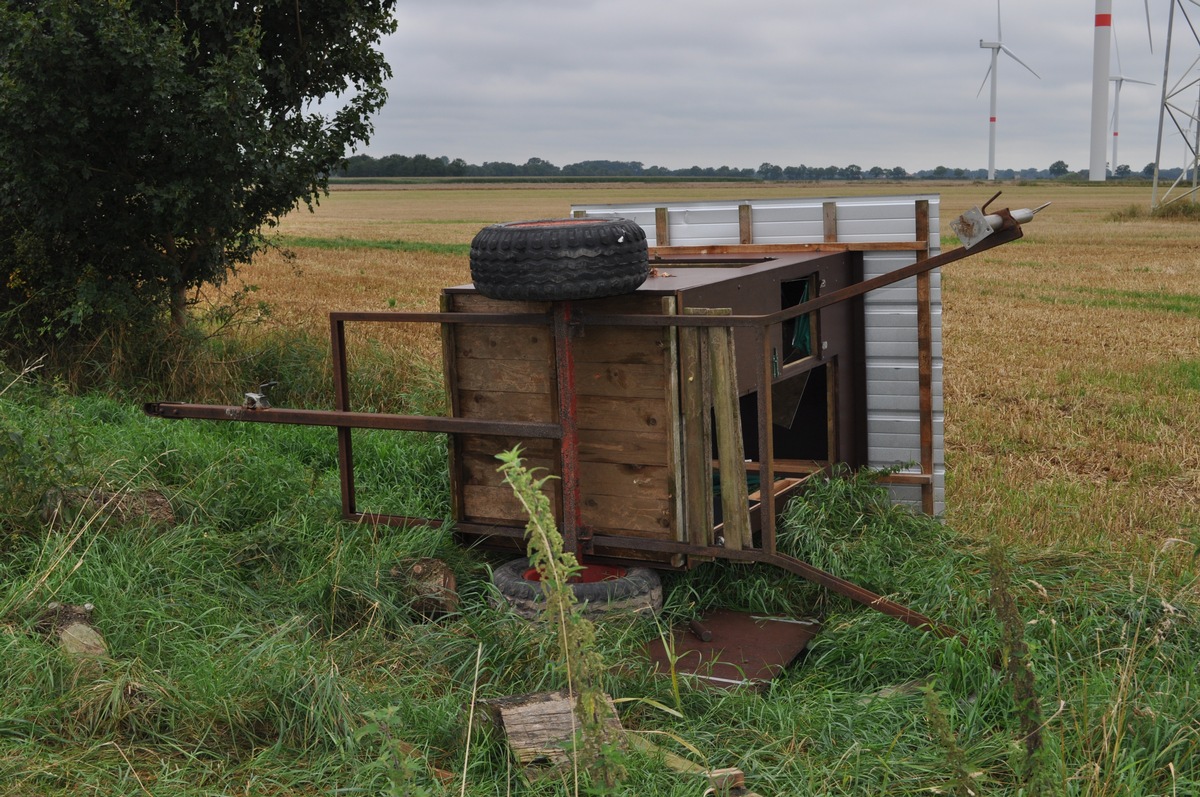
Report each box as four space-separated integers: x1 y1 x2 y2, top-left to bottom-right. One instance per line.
1091 2 1155 181
1089 2 1114 181
978 1 1040 181
1109 27 1155 173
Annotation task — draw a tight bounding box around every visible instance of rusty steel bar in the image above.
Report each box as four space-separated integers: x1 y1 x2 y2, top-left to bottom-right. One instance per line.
553 301 585 556
331 318 356 517
577 226 1024 331
585 533 963 641
143 403 562 439
330 310 550 325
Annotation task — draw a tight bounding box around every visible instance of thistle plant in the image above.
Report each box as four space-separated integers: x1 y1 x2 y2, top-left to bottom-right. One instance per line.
987 542 1054 793
496 447 622 788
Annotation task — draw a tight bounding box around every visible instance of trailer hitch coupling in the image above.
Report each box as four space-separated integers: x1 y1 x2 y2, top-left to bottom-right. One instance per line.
952 190 1051 249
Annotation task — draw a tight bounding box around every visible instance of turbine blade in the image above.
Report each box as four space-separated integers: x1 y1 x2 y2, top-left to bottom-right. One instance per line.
996 0 1002 40
1000 45 1040 79
1145 0 1154 53
977 63 994 98
1113 25 1124 74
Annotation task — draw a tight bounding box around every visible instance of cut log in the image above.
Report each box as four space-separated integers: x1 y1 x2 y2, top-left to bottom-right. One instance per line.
478 689 622 780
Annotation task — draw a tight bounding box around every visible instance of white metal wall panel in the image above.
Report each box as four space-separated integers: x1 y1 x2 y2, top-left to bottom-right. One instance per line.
571 194 945 512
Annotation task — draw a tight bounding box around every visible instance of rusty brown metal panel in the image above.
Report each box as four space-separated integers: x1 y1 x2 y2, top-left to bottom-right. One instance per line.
646 609 820 688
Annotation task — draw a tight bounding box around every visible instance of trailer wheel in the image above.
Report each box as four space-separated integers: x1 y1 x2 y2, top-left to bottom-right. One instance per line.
492 557 663 620
469 218 649 302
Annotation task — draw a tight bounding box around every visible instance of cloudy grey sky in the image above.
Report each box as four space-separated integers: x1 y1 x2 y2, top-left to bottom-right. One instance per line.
361 1 1192 174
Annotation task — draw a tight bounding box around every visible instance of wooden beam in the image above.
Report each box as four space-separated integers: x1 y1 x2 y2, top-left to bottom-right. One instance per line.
823 201 838 242
699 309 751 551
738 203 753 244
680 309 714 548
663 297 686 567
655 207 670 246
914 199 934 515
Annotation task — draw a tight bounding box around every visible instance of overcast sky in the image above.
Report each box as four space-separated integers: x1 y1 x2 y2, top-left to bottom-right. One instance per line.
361 1 1195 174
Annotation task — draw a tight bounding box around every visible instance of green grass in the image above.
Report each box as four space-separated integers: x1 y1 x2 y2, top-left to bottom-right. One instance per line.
1037 287 1200 318
277 235 472 257
3 353 1200 795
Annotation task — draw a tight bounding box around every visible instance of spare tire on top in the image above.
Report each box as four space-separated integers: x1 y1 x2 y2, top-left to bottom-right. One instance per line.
469 217 650 302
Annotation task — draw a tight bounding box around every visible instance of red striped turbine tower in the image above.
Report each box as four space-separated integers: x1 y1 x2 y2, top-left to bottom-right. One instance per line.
1090 1 1115 180
978 1 1040 181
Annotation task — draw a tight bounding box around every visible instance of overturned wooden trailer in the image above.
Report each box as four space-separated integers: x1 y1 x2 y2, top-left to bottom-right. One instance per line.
146 193 1036 637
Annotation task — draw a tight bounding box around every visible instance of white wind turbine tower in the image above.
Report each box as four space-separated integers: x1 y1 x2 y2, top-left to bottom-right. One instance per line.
1109 28 1155 173
1090 1 1155 181
978 1 1040 181
1089 2 1114 180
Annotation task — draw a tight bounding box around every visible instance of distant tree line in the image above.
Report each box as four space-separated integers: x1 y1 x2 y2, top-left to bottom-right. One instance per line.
338 153 1183 182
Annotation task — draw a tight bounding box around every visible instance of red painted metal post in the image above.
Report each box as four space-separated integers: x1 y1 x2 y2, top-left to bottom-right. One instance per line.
553 301 585 556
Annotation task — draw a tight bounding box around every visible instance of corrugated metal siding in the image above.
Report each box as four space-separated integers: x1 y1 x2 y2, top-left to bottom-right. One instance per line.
571 194 944 512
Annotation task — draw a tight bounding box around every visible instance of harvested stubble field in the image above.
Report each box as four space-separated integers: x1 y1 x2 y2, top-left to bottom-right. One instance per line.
235 180 1200 559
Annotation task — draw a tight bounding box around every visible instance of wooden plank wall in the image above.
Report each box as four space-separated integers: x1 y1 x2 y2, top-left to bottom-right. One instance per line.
447 292 680 561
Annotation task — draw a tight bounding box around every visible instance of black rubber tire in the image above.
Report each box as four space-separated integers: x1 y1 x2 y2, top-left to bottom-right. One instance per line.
492 557 663 620
469 218 649 302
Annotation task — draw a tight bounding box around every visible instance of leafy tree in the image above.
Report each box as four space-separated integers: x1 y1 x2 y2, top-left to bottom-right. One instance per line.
1049 160 1070 177
758 162 783 181
0 0 395 345
522 157 559 176
1114 164 1132 179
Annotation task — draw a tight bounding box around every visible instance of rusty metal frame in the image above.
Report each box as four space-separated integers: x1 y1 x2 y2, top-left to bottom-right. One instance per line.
144 224 1024 639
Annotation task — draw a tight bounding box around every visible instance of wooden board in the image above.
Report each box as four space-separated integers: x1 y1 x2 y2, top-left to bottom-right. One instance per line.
453 324 552 362
571 362 666 399
576 396 669 434
453 357 553 395
480 690 622 779
455 389 553 422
